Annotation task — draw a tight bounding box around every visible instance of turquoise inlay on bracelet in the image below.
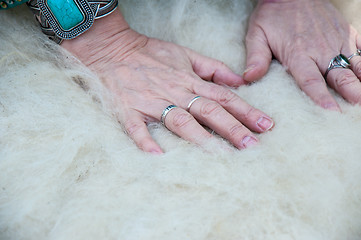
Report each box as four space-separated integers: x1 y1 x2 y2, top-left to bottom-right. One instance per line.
27 0 118 43
47 0 84 30
0 0 28 10
37 0 94 40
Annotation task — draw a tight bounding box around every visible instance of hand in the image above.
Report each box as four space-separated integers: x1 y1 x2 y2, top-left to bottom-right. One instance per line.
62 10 274 153
243 0 361 111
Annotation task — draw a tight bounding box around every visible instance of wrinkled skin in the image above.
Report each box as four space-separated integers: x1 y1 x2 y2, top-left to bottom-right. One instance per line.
62 10 274 154
244 0 361 111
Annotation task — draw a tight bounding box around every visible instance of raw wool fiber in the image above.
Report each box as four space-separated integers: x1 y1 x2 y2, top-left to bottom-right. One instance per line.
1 0 361 239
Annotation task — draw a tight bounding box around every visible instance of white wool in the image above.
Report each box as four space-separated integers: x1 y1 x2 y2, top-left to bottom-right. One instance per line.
1 1 361 239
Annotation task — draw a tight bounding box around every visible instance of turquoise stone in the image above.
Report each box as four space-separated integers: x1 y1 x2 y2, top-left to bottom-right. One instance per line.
47 0 84 31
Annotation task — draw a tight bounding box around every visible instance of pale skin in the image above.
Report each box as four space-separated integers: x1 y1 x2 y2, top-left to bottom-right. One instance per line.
62 10 274 154
243 0 361 111
62 0 360 153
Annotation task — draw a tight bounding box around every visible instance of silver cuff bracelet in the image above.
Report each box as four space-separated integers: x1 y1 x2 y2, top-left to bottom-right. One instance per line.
27 0 118 44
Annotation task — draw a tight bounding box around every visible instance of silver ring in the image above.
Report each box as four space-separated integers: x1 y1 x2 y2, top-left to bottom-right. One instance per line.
160 105 177 126
348 49 361 61
186 96 201 111
324 54 351 79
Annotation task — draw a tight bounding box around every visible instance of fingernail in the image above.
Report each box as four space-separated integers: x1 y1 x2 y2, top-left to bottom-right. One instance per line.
322 103 341 112
150 149 163 155
243 65 256 75
241 136 258 149
257 116 274 131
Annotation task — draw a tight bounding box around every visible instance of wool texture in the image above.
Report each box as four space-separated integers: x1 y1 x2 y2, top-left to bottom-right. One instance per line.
1 0 361 239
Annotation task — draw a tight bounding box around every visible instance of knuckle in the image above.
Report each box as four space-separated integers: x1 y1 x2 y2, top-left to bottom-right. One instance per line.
173 71 198 89
228 124 246 138
289 37 309 55
319 44 330 55
240 106 256 122
245 30 265 47
199 101 222 118
171 112 193 128
124 121 143 136
335 72 357 88
175 70 196 83
216 89 237 106
142 88 160 99
293 33 307 44
290 45 306 56
299 77 324 89
292 34 327 54
312 42 328 55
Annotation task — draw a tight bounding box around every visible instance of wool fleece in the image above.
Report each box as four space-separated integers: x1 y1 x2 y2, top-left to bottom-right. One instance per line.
1 0 361 239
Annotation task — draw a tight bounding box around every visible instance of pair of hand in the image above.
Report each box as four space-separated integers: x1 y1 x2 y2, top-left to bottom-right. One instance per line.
62 0 361 153
63 11 273 153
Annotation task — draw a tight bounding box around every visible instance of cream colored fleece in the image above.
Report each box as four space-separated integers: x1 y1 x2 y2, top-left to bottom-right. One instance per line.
1 1 361 239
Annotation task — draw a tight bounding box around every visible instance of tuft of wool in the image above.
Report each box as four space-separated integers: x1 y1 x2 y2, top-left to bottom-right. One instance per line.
1 1 361 239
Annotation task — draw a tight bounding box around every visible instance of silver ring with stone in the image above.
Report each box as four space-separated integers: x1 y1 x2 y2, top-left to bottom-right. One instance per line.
348 49 361 61
324 54 351 79
160 105 177 126
186 96 201 111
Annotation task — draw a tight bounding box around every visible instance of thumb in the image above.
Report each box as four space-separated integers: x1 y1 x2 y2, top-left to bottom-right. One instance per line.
243 26 272 83
184 48 246 87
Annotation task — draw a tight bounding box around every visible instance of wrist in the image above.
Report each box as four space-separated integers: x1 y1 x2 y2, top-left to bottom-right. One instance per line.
61 10 148 69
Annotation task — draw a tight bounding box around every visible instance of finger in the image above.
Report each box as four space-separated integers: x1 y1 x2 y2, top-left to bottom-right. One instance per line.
346 38 361 79
192 83 274 133
186 97 259 149
326 68 361 105
123 112 163 154
184 48 246 87
243 25 272 83
161 107 215 146
348 54 361 80
290 56 341 111
341 32 361 81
